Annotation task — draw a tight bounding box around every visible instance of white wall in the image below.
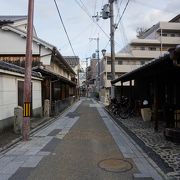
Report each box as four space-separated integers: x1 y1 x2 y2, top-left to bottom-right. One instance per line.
0 75 17 120
32 81 42 109
0 73 42 121
0 29 40 54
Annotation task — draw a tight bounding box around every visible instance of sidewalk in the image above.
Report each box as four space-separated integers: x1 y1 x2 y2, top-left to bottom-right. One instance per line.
105 105 180 179
0 116 52 152
0 98 164 180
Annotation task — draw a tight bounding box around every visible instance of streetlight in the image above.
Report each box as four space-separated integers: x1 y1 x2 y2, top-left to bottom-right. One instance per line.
101 49 106 57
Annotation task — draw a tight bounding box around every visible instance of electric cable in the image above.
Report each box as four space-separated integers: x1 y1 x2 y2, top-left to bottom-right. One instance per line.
115 0 130 32
53 0 77 57
74 0 110 39
115 0 123 24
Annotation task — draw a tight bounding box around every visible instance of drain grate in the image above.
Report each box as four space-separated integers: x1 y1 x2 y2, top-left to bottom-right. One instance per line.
98 158 133 173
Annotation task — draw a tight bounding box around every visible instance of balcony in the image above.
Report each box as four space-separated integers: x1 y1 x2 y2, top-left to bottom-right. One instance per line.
106 64 141 73
158 36 180 45
131 50 162 58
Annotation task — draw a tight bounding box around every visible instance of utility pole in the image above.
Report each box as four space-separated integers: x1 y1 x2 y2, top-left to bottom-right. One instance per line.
109 0 115 81
23 0 34 141
86 58 89 97
94 0 116 99
109 0 115 99
89 37 100 92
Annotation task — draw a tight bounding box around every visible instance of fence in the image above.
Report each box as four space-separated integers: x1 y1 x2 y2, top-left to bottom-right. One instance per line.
51 96 76 116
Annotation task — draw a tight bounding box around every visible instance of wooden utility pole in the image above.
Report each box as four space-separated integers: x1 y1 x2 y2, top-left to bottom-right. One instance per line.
23 0 34 141
93 0 116 98
109 0 115 98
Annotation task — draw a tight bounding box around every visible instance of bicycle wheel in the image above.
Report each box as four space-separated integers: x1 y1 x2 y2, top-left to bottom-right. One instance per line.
118 104 129 119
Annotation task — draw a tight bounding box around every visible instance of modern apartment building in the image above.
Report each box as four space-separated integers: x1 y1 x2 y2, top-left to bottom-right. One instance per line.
99 14 180 104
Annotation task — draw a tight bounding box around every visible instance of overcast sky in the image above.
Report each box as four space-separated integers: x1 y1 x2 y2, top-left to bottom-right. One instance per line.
0 0 180 65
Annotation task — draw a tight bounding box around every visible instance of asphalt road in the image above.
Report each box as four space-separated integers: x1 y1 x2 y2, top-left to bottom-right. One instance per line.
8 99 165 180
25 99 137 180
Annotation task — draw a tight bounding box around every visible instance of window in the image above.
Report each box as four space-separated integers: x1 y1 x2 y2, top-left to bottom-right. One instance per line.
107 60 111 65
162 33 167 36
170 34 175 37
140 47 145 50
149 47 156 51
107 73 111 80
118 60 122 65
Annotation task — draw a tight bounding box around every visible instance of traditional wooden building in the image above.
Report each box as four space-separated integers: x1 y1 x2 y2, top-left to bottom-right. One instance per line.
0 16 77 115
0 61 43 132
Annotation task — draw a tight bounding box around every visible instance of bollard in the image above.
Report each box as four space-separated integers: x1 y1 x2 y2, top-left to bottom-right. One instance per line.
44 99 50 117
14 106 23 134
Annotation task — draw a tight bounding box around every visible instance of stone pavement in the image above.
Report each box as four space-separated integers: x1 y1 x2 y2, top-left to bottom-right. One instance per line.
114 116 180 180
0 98 164 180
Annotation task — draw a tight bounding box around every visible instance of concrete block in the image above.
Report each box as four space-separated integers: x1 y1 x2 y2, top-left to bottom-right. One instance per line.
14 106 23 134
44 99 50 117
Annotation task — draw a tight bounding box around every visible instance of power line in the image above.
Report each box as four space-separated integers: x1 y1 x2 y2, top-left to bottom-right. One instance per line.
61 21 94 49
115 0 130 32
93 0 97 16
104 40 110 49
74 0 92 20
115 0 124 23
74 0 110 39
53 0 77 57
74 0 122 51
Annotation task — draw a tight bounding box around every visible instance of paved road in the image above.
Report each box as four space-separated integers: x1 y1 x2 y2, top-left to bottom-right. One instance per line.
0 99 164 180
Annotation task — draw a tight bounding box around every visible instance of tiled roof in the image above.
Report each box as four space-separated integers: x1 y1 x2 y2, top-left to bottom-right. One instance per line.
0 16 27 22
0 61 42 78
64 56 79 67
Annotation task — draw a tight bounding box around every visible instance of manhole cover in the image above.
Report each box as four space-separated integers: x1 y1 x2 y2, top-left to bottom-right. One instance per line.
98 158 133 173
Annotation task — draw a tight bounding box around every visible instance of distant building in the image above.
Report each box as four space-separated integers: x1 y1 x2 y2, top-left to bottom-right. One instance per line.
64 56 80 96
99 14 180 104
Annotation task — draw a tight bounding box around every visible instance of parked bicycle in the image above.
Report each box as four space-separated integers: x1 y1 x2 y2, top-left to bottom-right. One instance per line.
107 96 136 119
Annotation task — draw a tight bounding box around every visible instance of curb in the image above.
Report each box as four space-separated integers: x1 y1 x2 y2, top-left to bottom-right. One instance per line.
103 107 169 180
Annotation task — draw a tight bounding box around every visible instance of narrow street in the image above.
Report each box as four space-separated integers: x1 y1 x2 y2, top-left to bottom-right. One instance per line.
1 99 164 180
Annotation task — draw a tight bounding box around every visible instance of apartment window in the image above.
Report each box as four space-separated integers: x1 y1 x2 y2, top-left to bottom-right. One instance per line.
118 60 122 65
149 47 156 51
162 33 167 36
140 47 145 50
107 60 111 65
107 73 112 80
